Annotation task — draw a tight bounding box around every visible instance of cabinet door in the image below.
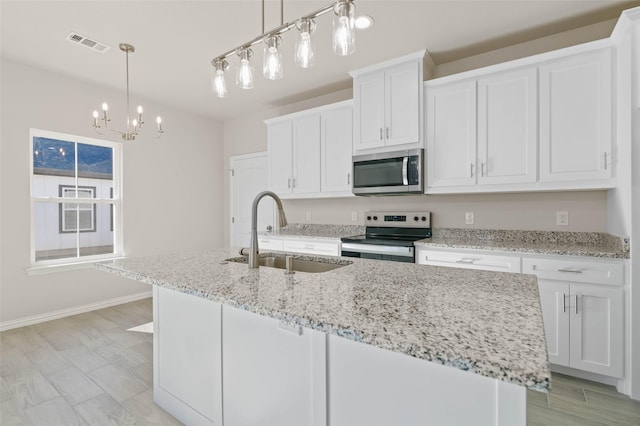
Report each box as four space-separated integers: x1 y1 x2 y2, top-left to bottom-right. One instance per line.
425 80 477 188
154 287 222 426
539 48 612 182
321 105 353 194
222 306 326 426
477 68 537 185
385 61 421 146
292 114 321 194
268 121 293 195
353 72 385 151
570 284 623 377
537 280 570 367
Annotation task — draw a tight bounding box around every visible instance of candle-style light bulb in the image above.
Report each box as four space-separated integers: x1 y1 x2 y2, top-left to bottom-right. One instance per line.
156 116 163 133
102 102 109 111
93 110 99 127
137 105 143 114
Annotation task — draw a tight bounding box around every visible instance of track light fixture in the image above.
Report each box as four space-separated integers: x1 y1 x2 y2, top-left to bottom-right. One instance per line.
210 0 371 98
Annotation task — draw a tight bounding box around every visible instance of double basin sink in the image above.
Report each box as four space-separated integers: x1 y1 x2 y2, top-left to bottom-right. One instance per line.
226 254 351 273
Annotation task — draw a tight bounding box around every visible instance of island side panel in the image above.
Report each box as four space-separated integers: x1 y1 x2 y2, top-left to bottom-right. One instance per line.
327 334 526 426
153 286 223 426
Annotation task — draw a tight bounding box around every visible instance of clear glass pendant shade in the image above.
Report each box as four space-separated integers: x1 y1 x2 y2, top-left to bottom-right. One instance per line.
211 59 228 98
236 48 255 89
333 0 355 56
295 18 316 68
263 35 283 80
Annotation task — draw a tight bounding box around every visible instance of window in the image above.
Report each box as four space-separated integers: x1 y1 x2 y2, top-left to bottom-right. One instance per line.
59 185 96 233
30 129 122 265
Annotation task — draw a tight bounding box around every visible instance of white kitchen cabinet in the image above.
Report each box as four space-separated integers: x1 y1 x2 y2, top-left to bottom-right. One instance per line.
222 306 326 426
153 286 222 426
257 236 283 252
539 47 613 183
523 257 624 377
266 101 353 199
320 103 353 194
416 247 521 273
477 67 537 185
426 68 536 191
282 238 340 257
267 113 320 197
351 51 424 153
327 334 525 426
425 80 477 188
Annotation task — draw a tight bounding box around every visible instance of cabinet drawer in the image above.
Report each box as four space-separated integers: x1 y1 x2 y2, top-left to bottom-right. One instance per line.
258 238 283 252
282 239 340 257
522 257 623 286
417 249 521 273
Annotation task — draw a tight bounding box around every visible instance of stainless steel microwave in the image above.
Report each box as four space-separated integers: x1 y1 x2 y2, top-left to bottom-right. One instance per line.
352 149 423 196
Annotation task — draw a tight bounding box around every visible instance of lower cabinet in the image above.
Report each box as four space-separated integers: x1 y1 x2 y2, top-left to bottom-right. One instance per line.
222 307 326 426
257 235 341 257
416 247 521 273
523 258 624 377
153 286 223 426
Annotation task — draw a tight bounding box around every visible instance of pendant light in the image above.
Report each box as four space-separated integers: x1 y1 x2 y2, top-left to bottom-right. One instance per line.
236 47 255 89
211 59 229 98
263 35 283 79
295 18 316 68
333 0 356 56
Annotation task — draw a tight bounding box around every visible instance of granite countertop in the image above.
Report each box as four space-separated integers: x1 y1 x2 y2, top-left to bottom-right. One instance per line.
415 229 630 259
96 249 550 392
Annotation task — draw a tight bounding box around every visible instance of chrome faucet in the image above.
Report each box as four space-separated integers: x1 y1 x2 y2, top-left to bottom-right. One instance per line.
249 191 287 269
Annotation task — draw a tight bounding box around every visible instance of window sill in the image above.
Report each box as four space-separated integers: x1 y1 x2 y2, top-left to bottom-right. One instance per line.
26 256 125 276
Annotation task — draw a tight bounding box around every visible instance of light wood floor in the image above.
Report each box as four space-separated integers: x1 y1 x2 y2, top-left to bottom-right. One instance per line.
2 299 639 425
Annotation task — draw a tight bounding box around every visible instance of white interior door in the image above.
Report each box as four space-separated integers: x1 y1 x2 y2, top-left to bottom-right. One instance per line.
230 152 274 249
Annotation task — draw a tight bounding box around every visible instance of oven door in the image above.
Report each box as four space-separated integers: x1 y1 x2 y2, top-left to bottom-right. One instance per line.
352 149 423 195
341 242 415 263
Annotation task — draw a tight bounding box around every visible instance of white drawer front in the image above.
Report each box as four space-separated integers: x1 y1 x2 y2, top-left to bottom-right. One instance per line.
522 257 623 286
258 238 283 251
282 240 340 257
417 249 521 273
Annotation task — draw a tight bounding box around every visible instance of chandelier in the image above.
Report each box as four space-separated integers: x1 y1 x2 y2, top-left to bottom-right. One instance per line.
92 43 164 140
210 0 373 98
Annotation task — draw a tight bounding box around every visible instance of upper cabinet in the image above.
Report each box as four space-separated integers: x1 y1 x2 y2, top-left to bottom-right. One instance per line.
425 43 614 194
539 48 612 182
351 51 425 154
266 100 353 199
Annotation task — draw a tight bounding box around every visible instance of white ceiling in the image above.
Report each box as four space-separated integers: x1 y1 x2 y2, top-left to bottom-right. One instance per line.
1 0 639 121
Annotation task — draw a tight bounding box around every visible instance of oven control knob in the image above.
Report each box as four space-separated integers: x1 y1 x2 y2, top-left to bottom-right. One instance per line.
367 216 372 221
414 216 419 221
421 216 427 221
373 216 378 221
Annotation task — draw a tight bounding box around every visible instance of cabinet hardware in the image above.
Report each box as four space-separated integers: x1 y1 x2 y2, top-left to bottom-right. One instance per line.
347 173 351 185
456 258 477 264
287 178 291 188
379 128 383 140
292 178 296 188
558 268 583 274
562 293 567 313
386 127 390 139
481 162 485 177
402 157 409 185
470 163 474 177
575 294 579 314
604 152 608 170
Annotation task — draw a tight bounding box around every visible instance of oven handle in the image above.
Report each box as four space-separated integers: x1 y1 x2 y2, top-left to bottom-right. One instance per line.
402 156 409 186
341 243 414 257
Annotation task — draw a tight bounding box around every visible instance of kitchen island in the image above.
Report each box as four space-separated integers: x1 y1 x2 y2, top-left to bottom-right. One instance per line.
96 249 550 426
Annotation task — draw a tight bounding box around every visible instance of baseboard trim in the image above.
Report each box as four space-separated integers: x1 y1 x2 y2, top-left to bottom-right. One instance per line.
0 291 152 332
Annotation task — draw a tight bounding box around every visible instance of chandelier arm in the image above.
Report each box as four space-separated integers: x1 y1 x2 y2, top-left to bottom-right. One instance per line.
211 1 338 63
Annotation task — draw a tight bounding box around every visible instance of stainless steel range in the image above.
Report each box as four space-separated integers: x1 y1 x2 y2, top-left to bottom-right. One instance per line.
341 211 431 263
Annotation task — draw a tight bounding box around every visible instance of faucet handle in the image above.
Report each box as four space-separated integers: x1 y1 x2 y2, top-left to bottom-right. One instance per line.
239 247 250 256
267 225 273 232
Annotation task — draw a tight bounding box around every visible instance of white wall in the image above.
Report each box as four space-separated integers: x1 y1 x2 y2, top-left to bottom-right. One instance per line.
0 59 225 325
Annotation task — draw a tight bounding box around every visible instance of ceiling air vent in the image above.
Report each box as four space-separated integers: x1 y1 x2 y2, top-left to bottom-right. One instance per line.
66 32 110 53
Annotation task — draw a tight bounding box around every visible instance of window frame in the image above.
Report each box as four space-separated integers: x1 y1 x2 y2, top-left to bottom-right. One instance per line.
29 128 123 270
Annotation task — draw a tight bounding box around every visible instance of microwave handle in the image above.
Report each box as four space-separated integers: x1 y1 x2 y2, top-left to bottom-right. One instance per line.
402 156 409 185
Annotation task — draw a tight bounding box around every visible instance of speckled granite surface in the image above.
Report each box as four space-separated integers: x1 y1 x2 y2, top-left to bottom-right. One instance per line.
415 229 629 259
96 249 550 391
259 223 364 241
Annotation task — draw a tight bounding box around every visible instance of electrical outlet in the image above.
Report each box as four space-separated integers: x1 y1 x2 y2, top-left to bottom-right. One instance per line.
465 212 474 225
351 211 358 222
557 211 569 226
306 211 312 221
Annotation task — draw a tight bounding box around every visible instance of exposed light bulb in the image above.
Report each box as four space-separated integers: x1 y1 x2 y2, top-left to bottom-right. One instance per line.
213 70 227 98
93 110 99 119
295 19 316 68
102 102 109 111
137 105 143 114
263 35 283 80
236 48 255 89
333 1 355 56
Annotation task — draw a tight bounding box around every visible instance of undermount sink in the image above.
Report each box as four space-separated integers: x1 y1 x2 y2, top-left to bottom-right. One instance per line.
225 255 351 273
